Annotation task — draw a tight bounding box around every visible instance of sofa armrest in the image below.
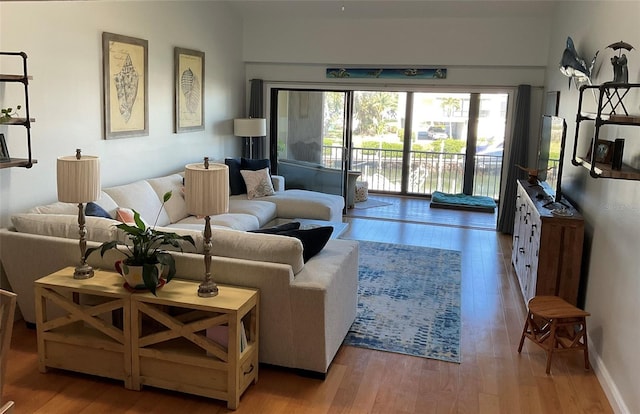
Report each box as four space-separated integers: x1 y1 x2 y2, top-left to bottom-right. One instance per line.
271 175 285 192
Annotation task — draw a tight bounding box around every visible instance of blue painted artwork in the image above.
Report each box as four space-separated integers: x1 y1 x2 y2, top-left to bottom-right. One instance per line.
326 67 446 79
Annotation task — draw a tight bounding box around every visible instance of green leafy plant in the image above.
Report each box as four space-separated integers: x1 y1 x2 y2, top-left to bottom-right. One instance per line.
0 105 22 123
84 191 195 294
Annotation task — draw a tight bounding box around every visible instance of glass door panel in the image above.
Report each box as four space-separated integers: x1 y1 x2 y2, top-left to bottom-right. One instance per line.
409 92 469 195
273 90 347 201
473 93 508 199
351 91 406 193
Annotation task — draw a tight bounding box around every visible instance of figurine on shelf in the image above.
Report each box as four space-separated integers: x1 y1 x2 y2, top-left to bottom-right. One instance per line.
516 164 552 185
607 40 634 84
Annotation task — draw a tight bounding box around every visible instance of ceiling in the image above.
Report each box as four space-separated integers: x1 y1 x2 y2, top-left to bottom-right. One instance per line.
225 0 556 20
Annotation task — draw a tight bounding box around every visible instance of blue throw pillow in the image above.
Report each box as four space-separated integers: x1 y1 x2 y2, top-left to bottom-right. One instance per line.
85 202 112 219
225 158 245 195
241 158 270 172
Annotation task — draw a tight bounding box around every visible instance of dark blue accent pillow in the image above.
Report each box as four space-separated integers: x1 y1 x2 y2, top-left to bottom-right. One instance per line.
248 222 301 234
225 158 245 195
85 202 112 219
279 226 333 262
241 158 270 172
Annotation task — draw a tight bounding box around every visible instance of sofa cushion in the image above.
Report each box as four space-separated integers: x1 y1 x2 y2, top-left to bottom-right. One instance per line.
225 158 245 196
266 190 345 222
85 202 112 219
240 168 275 199
226 158 272 196
27 201 78 215
211 228 305 274
241 157 270 171
228 198 277 227
173 213 260 231
94 191 119 218
115 207 150 226
146 174 189 223
249 221 301 234
278 226 333 262
103 180 171 227
11 213 119 242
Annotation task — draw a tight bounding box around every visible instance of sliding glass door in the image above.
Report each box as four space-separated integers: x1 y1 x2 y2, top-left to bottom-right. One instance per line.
271 89 349 203
270 87 509 204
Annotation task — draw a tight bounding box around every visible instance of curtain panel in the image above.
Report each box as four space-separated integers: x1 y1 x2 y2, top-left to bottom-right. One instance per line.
497 84 531 234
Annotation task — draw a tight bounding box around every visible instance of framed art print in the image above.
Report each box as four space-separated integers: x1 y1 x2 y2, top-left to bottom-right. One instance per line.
102 32 149 139
586 139 614 164
174 47 204 133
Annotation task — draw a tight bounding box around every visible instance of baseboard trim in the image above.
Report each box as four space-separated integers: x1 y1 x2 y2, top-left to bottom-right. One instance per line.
589 338 630 414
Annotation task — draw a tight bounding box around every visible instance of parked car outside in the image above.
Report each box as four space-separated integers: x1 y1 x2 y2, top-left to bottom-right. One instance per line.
417 126 448 140
426 126 448 140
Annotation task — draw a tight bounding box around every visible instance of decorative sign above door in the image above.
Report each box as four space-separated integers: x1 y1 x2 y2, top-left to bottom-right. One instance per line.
326 68 446 79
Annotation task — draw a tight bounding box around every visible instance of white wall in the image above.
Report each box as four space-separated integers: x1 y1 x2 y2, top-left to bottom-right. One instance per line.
242 2 640 413
243 14 550 86
544 2 640 413
0 1 246 228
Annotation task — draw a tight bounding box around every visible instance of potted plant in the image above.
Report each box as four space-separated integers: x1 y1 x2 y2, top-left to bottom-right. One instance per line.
84 191 195 294
0 105 21 123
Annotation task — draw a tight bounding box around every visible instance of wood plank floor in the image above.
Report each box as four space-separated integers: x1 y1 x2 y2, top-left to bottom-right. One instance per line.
4 200 613 413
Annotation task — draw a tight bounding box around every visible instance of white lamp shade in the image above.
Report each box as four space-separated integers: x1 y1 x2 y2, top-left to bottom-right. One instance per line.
234 118 266 137
57 155 101 203
185 162 229 216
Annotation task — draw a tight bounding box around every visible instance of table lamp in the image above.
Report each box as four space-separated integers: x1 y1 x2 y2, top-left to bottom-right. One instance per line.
184 157 229 297
234 118 266 159
57 149 101 279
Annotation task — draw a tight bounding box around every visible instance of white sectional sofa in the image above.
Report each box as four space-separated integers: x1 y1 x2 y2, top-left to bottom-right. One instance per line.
0 171 358 375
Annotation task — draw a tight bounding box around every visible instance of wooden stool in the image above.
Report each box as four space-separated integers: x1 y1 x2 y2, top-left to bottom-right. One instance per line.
517 296 590 374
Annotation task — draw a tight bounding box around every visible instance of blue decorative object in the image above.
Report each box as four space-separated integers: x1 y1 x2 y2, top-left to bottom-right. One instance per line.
326 68 446 79
430 191 497 212
343 241 461 363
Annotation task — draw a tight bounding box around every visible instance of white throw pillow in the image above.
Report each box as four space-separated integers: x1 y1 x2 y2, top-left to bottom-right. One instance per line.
240 168 275 200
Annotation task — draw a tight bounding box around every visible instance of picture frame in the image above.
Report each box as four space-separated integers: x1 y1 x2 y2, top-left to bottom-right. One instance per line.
0 133 10 162
586 139 614 164
102 32 149 139
174 47 204 133
544 91 560 116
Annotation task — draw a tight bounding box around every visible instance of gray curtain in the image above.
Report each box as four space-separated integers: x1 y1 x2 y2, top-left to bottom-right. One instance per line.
497 85 531 234
246 79 265 159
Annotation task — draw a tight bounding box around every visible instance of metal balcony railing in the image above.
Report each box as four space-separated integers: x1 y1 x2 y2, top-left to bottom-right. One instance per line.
321 145 560 201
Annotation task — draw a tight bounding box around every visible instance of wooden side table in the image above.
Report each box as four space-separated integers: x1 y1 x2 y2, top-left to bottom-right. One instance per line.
35 267 259 410
34 267 133 388
518 295 590 374
130 279 259 410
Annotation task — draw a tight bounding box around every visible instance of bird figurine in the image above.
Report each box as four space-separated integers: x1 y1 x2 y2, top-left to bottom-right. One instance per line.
516 164 552 184
560 36 598 89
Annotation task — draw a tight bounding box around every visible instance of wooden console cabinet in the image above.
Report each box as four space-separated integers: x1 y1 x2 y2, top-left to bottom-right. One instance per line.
511 180 584 305
35 267 259 410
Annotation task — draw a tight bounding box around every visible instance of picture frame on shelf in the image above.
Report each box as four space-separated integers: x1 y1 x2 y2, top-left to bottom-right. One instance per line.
174 47 204 133
586 139 614 164
0 133 10 162
102 32 149 139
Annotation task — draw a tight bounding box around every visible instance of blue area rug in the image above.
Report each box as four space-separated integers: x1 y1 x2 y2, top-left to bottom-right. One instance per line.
343 240 461 363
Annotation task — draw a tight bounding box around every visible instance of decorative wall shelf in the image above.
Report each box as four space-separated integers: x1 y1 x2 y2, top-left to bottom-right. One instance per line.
571 83 640 179
0 51 36 169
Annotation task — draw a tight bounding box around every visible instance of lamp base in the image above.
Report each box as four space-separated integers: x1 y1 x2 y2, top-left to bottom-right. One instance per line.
198 279 219 297
74 263 94 279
